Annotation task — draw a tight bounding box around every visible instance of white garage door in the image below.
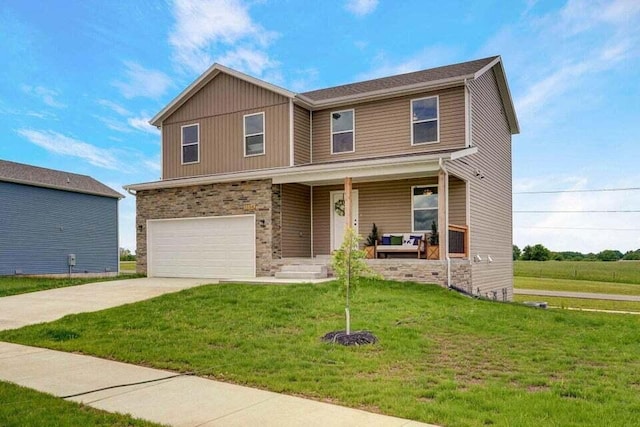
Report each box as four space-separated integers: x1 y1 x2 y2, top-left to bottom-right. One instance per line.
147 215 255 278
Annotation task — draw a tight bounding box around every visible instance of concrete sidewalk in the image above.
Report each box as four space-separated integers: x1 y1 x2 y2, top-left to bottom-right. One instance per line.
0 342 434 427
0 278 213 331
515 288 640 301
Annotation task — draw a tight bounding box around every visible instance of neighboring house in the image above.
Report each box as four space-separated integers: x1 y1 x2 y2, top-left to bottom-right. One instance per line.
125 56 519 300
0 160 123 276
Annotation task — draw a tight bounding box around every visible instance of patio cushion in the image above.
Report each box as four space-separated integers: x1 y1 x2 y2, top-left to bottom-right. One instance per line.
381 236 391 245
390 235 403 245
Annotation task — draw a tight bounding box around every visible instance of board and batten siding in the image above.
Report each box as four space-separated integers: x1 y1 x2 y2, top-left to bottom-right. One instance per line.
311 86 466 163
0 182 119 275
448 69 513 298
312 177 440 255
293 105 311 165
281 184 311 257
162 72 291 179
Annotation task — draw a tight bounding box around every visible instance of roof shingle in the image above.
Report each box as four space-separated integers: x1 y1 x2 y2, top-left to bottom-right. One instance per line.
0 160 123 199
301 56 498 102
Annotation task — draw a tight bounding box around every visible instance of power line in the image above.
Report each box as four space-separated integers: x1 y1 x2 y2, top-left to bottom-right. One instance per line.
514 210 640 213
514 187 640 194
515 226 640 231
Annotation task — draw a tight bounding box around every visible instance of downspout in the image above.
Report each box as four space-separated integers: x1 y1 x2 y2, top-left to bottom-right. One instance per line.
439 158 451 288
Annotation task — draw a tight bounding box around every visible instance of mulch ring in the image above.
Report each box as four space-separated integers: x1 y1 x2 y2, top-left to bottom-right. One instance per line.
322 330 378 346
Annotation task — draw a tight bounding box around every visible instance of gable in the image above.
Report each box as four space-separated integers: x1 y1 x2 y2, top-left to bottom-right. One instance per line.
164 72 291 125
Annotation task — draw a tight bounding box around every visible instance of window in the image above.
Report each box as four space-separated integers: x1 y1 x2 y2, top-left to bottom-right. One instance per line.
412 185 438 232
244 112 265 156
411 96 439 144
181 124 199 164
331 109 354 154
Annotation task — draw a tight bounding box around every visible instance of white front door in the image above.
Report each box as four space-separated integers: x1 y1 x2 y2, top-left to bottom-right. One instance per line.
330 190 359 250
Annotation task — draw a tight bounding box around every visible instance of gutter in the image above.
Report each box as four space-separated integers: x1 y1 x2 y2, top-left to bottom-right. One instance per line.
439 158 451 289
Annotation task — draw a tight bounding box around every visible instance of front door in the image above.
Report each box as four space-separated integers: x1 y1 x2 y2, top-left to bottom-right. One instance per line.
330 190 359 250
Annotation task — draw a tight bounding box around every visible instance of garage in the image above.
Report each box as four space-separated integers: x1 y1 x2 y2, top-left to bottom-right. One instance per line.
147 215 255 278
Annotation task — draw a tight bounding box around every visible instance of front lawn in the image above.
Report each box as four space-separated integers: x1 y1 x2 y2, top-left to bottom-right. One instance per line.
0 280 638 427
0 275 144 298
0 381 162 427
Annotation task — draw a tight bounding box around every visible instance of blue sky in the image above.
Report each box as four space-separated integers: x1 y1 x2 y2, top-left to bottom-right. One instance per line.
1 0 639 254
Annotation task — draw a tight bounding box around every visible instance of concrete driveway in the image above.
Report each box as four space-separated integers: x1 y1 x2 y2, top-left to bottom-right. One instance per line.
0 277 213 331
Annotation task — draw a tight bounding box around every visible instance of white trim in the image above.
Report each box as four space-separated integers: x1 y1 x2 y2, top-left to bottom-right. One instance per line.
309 109 313 163
410 95 440 146
464 81 471 147
411 184 438 233
116 203 120 275
180 123 200 165
146 214 256 278
243 112 265 157
310 185 314 258
159 125 163 179
466 178 471 248
124 147 478 191
289 99 294 166
150 64 295 126
330 109 355 155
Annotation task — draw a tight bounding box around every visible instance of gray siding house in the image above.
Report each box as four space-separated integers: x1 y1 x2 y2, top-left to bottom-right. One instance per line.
0 160 123 276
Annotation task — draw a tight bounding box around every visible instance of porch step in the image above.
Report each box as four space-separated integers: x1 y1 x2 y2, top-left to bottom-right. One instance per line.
275 264 328 279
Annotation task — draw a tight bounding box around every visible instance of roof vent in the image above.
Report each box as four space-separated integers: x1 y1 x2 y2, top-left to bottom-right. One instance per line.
66 177 70 183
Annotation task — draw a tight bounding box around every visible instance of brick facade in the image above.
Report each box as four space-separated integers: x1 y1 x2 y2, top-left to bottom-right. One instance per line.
135 179 281 276
365 259 471 289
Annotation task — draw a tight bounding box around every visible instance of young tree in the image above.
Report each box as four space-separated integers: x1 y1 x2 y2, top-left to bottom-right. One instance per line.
330 227 378 335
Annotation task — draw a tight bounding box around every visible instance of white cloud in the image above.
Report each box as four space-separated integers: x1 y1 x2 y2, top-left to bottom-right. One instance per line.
513 176 640 253
17 129 120 170
168 0 278 76
112 61 172 99
345 0 379 16
127 116 160 135
97 99 131 116
21 85 66 108
289 68 320 92
356 46 459 81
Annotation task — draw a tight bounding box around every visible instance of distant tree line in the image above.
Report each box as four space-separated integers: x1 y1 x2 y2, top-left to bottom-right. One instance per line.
513 244 640 262
119 248 136 261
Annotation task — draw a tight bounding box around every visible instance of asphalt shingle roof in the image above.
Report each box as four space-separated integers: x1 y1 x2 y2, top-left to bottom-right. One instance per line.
0 159 123 199
301 56 498 101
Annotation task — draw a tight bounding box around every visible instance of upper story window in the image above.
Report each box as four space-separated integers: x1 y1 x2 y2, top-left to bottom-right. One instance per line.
411 96 439 145
412 185 438 232
331 109 355 154
244 112 265 157
181 124 199 164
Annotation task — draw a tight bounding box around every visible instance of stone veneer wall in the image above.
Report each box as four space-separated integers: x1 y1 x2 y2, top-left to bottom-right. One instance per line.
365 259 471 289
135 179 281 276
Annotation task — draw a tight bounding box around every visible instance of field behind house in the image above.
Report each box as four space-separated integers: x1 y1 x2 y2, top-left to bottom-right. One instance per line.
514 260 640 284
1 279 638 427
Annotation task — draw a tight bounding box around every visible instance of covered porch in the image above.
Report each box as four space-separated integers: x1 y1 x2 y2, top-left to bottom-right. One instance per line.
274 152 472 263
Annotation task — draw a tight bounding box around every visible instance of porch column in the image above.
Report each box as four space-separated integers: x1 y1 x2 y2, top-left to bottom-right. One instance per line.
344 177 353 231
438 170 447 260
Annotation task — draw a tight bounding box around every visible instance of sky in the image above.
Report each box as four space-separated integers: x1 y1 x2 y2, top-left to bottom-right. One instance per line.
1 0 639 254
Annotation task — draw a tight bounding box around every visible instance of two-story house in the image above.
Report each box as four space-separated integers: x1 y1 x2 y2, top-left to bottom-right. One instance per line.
124 56 519 300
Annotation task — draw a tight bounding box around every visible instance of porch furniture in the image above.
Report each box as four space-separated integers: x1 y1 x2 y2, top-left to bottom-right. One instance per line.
375 233 426 259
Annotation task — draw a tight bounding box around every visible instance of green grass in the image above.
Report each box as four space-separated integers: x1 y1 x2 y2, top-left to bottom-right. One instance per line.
515 276 640 296
0 381 162 427
1 280 639 427
514 260 640 284
120 261 136 271
514 295 640 313
0 275 144 298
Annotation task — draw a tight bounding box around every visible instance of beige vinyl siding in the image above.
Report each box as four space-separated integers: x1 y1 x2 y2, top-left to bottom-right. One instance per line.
293 105 311 165
281 183 311 257
449 176 467 225
312 177 439 255
311 86 466 163
448 69 513 298
162 73 291 179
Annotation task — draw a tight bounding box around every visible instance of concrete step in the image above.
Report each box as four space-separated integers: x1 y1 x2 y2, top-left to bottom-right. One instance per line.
279 264 327 274
274 271 328 279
